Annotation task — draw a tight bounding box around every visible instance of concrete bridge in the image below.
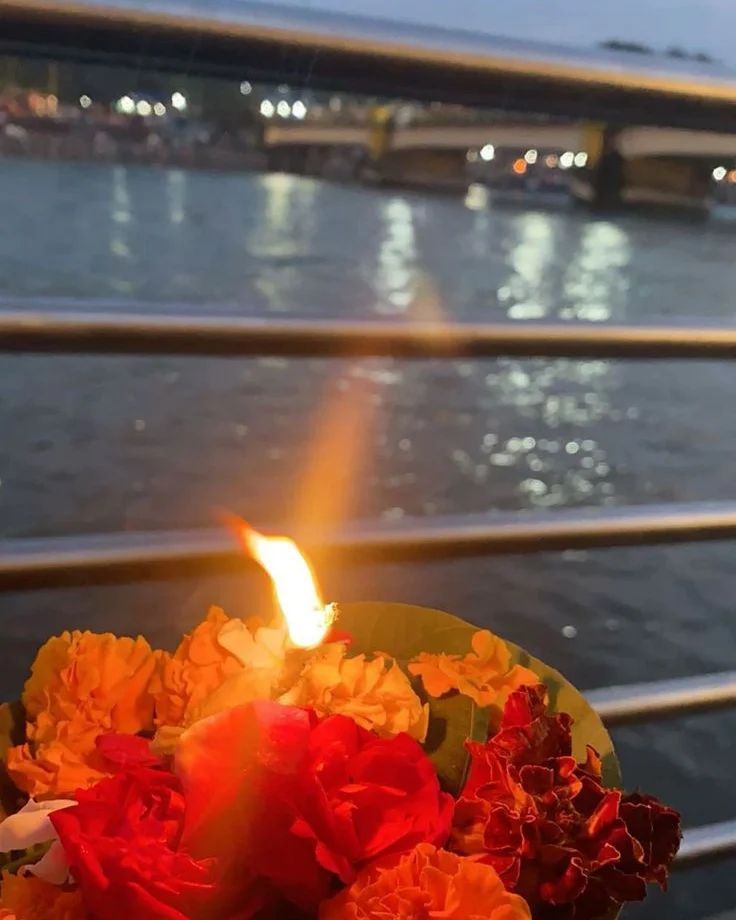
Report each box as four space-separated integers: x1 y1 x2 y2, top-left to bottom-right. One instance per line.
263 120 736 209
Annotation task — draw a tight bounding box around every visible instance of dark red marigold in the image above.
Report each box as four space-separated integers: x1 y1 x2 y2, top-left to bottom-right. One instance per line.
451 684 681 919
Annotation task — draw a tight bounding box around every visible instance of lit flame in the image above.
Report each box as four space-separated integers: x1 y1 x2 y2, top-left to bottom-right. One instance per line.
239 524 331 649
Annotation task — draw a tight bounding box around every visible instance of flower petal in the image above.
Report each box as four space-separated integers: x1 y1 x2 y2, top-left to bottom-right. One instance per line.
20 840 71 885
0 798 76 853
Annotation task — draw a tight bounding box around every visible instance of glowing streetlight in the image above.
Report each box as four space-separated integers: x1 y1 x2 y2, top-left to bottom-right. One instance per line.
79 95 92 109
292 100 307 120
118 95 135 115
524 148 538 165
260 99 275 118
136 100 152 117
276 100 291 118
240 81 252 95
171 92 187 112
480 143 495 162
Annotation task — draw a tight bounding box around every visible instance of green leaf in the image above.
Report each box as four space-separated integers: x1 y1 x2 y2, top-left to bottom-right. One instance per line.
338 602 490 794
0 840 52 874
337 602 621 794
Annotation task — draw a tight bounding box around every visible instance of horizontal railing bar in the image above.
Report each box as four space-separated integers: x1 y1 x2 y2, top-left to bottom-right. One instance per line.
0 529 241 590
6 311 736 359
675 820 736 870
6 503 736 590
587 672 736 726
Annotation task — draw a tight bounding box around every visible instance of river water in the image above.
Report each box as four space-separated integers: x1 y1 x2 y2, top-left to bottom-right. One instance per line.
1 159 735 917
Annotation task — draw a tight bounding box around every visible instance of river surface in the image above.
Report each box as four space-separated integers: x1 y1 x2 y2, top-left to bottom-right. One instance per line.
1 159 736 917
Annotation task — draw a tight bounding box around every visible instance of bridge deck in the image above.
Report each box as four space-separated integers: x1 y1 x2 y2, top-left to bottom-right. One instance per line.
3 0 736 128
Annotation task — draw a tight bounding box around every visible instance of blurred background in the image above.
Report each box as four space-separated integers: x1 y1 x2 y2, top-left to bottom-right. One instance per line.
1 2 736 915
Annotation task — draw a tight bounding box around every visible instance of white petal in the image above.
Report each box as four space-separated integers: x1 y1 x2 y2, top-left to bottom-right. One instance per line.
0 798 76 852
20 841 70 885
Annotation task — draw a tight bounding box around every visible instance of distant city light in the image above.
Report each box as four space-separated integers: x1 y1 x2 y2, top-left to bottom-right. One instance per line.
728 169 736 184
260 99 275 118
292 100 307 120
512 157 528 176
524 148 538 165
479 143 495 162
574 151 588 168
240 80 253 96
28 92 46 116
79 95 92 109
136 100 152 117
118 95 135 115
171 92 187 112
46 94 58 115
545 153 559 168
276 100 291 118
466 149 479 162
153 102 166 117
277 84 290 93
713 165 727 181
559 151 575 169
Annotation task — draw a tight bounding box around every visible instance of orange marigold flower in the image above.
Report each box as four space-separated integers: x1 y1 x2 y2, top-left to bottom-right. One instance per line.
152 607 242 731
319 842 531 920
0 871 85 920
0 704 18 763
6 631 159 799
279 642 429 741
409 630 537 713
151 607 286 753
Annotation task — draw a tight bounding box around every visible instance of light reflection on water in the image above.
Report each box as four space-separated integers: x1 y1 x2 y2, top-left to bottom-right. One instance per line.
2 161 724 531
109 166 132 261
1 162 736 919
561 221 630 322
375 196 417 314
503 211 556 320
166 169 186 226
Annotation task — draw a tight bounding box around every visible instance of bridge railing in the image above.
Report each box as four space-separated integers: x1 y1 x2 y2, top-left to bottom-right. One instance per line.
2 311 736 870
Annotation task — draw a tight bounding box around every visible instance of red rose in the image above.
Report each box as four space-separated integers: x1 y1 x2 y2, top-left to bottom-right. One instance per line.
95 731 163 769
176 700 453 913
50 740 222 920
451 684 681 920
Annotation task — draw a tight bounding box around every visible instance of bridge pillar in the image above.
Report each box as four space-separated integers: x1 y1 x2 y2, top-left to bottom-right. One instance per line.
587 127 624 210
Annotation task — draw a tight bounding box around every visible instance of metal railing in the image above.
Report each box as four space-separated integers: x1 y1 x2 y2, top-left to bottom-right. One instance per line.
1 0 736 885
3 314 736 870
7 310 736 358
6 503 736 588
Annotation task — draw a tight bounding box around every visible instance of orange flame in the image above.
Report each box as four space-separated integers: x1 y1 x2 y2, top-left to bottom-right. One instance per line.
238 523 331 649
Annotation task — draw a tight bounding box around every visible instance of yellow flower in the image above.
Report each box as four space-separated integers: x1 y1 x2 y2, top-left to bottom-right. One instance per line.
409 630 537 714
6 631 159 798
151 607 288 753
280 642 429 741
0 872 84 920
